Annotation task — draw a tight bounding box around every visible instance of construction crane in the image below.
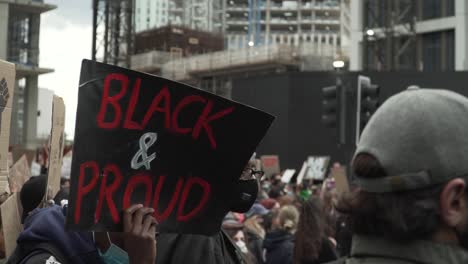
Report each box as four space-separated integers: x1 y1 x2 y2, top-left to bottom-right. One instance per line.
91 0 135 67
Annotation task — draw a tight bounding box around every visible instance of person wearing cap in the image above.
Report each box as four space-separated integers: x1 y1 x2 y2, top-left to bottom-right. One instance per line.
331 88 468 264
8 175 157 264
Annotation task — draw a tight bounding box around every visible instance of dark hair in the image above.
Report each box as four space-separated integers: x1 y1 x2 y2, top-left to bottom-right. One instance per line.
294 198 328 263
336 153 443 241
262 209 279 233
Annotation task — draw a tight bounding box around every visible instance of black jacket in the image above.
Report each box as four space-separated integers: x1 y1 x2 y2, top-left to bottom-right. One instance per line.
263 230 294 264
156 230 246 264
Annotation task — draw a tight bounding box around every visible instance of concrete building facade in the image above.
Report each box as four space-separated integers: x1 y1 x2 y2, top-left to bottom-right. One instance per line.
225 0 344 51
349 0 468 71
135 0 224 33
0 0 56 148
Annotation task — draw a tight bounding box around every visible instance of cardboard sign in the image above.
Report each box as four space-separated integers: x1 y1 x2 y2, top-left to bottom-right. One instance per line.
281 169 296 183
331 166 349 195
45 96 66 200
31 161 41 177
305 156 330 180
9 155 31 193
1 193 22 257
260 155 280 177
66 60 274 234
0 60 15 194
296 161 308 185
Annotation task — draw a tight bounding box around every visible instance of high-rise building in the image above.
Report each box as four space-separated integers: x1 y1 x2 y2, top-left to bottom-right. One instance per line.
349 0 468 71
225 0 343 50
135 0 172 32
135 0 224 33
0 0 56 148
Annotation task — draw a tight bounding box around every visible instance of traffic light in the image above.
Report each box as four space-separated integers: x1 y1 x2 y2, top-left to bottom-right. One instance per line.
357 75 380 139
321 85 339 127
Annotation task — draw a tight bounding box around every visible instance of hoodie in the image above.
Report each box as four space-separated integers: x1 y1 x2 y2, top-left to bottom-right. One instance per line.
13 205 102 264
263 230 294 264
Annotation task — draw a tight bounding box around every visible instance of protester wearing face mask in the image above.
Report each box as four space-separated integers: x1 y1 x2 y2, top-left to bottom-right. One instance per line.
326 88 468 264
156 154 262 264
7 175 157 264
223 219 257 264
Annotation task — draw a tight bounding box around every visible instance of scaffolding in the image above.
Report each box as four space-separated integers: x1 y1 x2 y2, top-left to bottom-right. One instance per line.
362 0 417 71
131 43 342 81
92 0 134 67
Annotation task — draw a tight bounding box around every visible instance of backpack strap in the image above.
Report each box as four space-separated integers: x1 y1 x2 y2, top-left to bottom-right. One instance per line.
7 242 69 264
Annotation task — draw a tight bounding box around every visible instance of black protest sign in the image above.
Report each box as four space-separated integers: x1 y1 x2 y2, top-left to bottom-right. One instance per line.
66 60 274 234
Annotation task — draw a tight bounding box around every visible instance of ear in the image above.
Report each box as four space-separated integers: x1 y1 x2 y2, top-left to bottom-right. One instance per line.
440 178 467 227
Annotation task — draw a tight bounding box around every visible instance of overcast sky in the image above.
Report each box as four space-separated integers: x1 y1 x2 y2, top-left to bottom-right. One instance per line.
39 0 92 140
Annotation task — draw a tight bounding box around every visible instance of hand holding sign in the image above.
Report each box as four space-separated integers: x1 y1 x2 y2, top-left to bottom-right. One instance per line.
123 204 158 264
66 60 274 234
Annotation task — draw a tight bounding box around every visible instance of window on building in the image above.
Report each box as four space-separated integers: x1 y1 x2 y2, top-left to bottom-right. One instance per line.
422 31 442 71
445 30 455 70
446 0 454 16
422 0 441 20
336 36 340 45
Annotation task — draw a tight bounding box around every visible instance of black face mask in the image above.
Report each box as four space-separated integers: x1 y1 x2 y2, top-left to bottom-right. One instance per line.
230 179 259 213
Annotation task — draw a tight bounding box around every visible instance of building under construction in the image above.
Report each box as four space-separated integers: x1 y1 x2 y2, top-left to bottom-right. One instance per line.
225 0 345 51
92 0 134 67
135 0 224 34
0 0 56 148
350 0 464 71
131 1 348 98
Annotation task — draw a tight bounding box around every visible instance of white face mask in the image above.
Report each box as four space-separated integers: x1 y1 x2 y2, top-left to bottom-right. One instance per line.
236 240 249 254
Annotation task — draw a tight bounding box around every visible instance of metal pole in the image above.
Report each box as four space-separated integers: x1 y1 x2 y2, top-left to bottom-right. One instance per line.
92 0 98 61
337 69 345 145
103 0 110 63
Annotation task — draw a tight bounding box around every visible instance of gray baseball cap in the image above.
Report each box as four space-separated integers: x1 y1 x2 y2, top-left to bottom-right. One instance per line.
354 87 468 193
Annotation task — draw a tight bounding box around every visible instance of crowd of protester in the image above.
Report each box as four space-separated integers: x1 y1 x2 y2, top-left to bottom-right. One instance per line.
1 87 468 263
222 165 348 264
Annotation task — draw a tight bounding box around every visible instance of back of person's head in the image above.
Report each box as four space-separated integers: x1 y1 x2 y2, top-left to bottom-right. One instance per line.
294 198 328 262
278 205 299 233
262 209 278 233
338 88 468 245
20 175 47 223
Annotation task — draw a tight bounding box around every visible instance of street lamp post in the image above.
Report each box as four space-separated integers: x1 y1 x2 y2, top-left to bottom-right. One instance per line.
333 60 345 145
